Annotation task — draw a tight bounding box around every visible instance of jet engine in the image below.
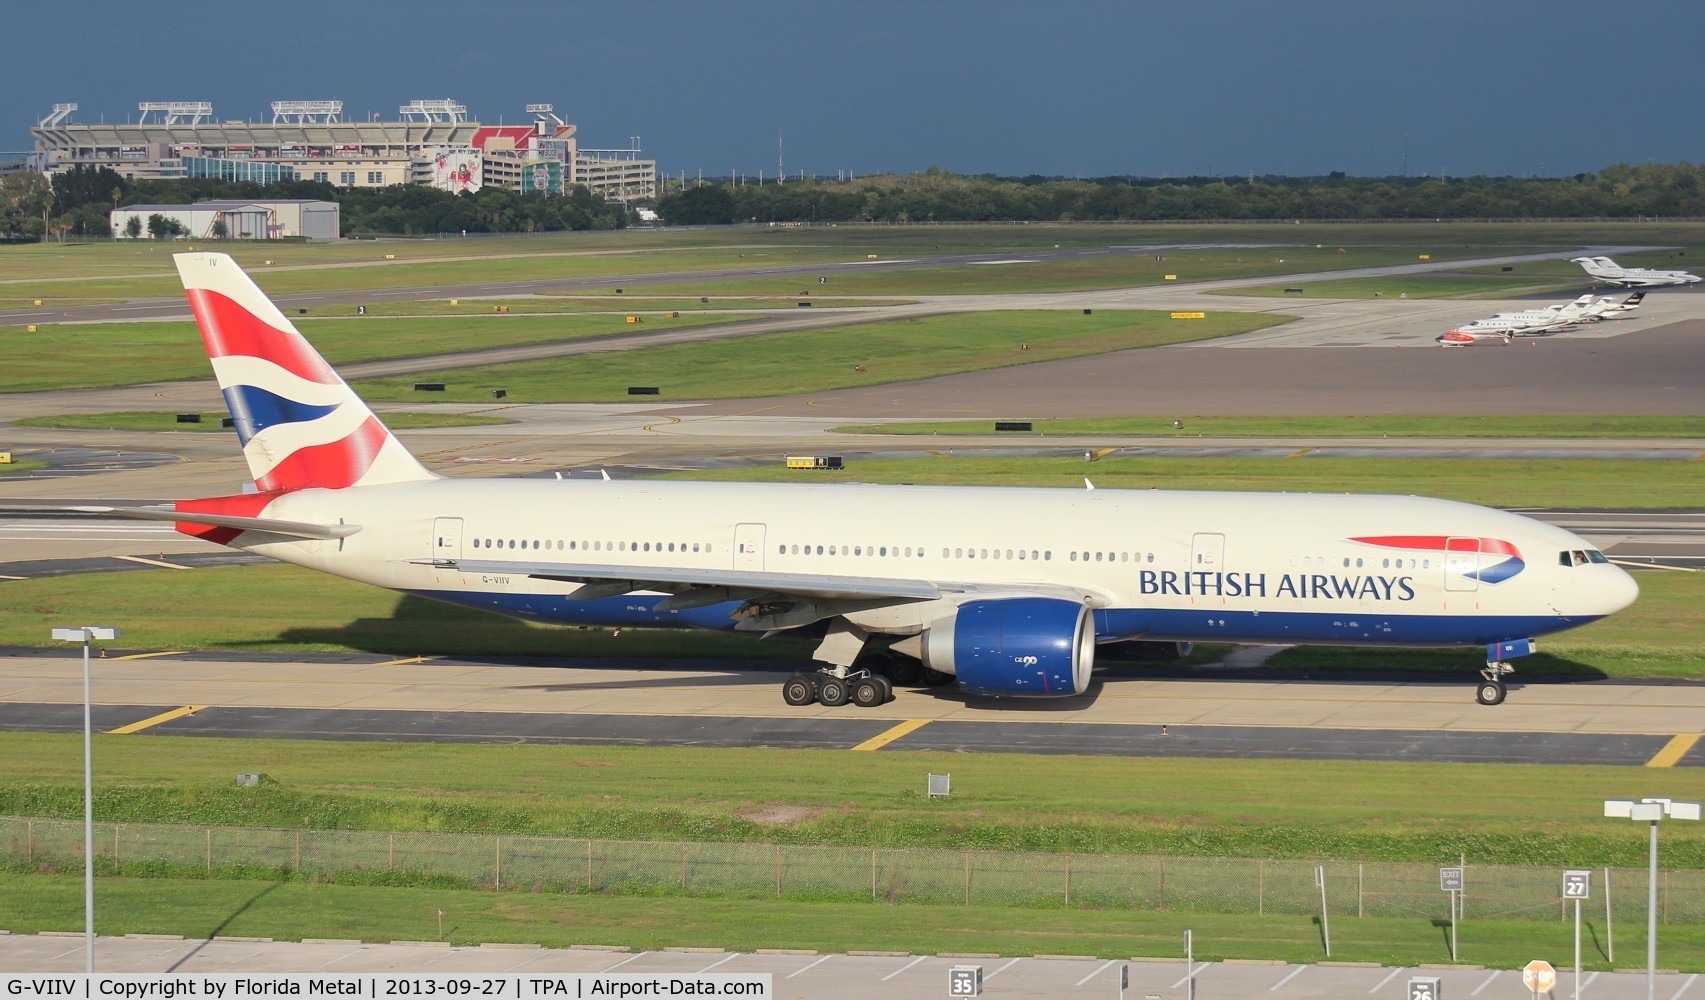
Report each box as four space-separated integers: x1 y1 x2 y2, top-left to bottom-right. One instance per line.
905 597 1094 697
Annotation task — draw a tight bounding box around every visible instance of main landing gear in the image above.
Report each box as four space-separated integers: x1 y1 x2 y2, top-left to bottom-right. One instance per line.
782 618 894 708
1476 661 1514 706
782 668 892 708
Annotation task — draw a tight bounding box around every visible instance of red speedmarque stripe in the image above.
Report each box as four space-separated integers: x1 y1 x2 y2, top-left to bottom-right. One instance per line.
255 416 389 492
185 288 338 385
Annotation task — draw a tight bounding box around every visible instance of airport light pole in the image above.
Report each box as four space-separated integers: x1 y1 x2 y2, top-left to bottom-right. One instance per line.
50 625 120 973
1604 797 1702 1000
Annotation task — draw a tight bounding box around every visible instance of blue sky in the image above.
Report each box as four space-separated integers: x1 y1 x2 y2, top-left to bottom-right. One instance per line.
7 0 1700 179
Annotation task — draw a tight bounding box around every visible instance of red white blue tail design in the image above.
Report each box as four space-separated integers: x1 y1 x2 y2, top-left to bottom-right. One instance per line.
175 253 433 492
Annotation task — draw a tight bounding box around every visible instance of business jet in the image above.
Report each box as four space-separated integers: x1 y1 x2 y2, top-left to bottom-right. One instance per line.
1572 256 1701 287
1437 295 1597 346
87 254 1639 709
1588 291 1645 317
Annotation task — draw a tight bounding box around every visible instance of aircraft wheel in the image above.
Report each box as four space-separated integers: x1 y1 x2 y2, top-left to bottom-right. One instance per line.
921 667 953 687
872 675 893 703
1475 680 1506 706
818 676 851 707
782 673 818 707
852 676 886 708
883 656 922 686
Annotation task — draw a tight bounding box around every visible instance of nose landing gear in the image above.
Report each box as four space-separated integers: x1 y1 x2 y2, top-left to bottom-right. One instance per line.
1475 661 1517 705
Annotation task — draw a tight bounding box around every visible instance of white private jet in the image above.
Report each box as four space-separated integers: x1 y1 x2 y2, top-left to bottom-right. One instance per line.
1586 291 1645 318
87 254 1640 708
1572 256 1701 287
1437 295 1597 345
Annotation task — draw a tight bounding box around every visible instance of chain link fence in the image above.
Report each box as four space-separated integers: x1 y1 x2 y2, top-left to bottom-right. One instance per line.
3 817 1700 923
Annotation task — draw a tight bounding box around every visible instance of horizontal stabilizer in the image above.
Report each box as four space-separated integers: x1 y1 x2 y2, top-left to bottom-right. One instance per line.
73 505 361 540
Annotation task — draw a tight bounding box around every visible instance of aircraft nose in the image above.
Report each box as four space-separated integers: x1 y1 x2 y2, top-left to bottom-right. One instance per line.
1603 566 1640 614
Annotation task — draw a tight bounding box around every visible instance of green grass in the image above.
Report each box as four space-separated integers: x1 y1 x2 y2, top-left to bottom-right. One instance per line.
662 452 1705 508
6 873 1690 968
0 313 755 393
13 411 520 433
1213 275 1578 299
0 458 48 476
352 310 1289 404
834 415 1705 439
3 734 1703 864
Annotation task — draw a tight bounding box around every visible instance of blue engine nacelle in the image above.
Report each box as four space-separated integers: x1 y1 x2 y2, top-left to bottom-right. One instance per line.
918 598 1094 697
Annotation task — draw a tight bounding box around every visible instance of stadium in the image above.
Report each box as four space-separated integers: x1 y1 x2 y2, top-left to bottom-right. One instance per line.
28 99 656 201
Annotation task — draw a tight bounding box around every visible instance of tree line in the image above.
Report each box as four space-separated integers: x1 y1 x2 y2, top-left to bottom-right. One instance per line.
8 160 1705 240
655 161 1705 225
0 165 629 240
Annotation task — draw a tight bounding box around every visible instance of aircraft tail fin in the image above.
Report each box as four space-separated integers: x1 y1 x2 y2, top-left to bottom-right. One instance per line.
174 253 434 492
1624 292 1645 306
1572 256 1609 276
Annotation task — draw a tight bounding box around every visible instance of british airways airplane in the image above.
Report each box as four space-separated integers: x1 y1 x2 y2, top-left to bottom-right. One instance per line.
91 254 1640 709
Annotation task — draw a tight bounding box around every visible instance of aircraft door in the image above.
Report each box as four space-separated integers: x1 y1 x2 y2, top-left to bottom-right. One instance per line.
1444 536 1480 592
733 523 766 572
1190 532 1225 569
432 517 464 563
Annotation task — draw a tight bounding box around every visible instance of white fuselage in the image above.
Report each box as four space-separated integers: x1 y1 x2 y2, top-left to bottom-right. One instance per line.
1576 257 1701 288
232 478 1636 650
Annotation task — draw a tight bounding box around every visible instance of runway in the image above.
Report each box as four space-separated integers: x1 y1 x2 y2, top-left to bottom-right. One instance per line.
0 650 1700 767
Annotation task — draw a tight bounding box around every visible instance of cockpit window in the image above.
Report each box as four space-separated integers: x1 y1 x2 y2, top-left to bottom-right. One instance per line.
1587 550 1609 564
1560 549 1607 567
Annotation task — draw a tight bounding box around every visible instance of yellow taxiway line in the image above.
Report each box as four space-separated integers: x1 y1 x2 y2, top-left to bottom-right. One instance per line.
108 705 207 735
851 718 933 752
1646 733 1701 768
108 651 186 661
374 655 441 666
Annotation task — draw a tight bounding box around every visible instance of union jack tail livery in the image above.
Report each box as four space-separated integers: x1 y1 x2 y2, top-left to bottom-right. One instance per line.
175 253 433 492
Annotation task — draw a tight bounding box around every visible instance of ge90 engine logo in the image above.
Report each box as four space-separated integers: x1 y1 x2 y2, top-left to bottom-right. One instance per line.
1014 655 1040 666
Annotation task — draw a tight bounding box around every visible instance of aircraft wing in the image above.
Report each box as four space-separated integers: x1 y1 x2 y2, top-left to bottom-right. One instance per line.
73 505 362 540
441 556 1103 628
